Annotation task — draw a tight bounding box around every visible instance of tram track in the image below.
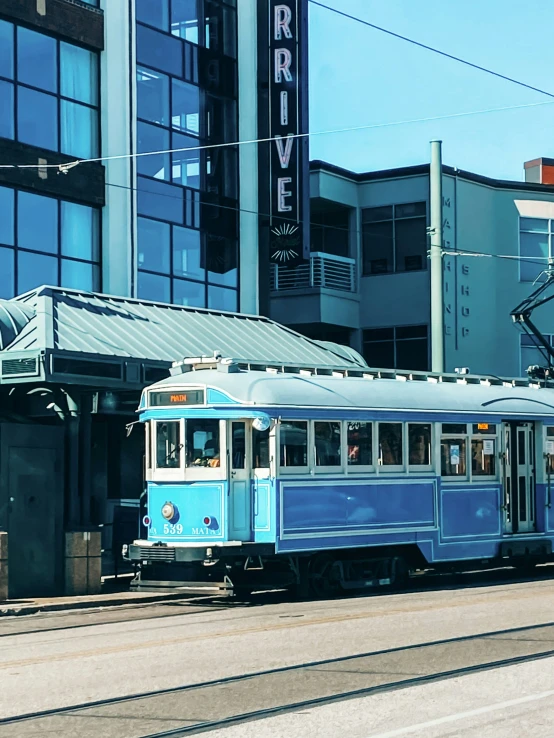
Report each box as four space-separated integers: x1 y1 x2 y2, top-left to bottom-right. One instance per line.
2 565 553 640
3 621 554 737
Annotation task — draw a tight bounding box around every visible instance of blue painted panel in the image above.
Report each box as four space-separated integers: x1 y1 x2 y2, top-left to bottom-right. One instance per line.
253 480 270 530
147 481 226 542
281 480 435 535
229 480 251 540
440 486 500 539
207 388 238 405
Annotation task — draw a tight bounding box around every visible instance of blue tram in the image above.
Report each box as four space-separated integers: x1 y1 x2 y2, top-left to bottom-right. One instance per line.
125 356 554 595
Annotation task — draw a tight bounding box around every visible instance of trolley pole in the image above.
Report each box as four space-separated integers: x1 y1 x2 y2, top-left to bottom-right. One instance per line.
430 140 444 373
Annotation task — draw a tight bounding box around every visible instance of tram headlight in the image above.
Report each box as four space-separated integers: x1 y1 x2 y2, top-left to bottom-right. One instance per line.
161 502 175 520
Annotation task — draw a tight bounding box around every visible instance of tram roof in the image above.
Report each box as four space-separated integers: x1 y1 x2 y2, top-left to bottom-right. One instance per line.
152 367 554 418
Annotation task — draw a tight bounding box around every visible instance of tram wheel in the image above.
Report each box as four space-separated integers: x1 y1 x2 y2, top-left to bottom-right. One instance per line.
309 553 340 598
389 556 409 588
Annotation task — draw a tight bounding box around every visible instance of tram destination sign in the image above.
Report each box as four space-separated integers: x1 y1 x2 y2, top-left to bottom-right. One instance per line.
149 390 205 407
262 0 310 267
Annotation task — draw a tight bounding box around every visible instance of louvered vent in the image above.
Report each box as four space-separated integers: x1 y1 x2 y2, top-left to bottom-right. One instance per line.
2 357 39 377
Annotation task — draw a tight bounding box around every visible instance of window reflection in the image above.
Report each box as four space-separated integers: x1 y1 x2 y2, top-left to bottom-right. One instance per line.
280 422 308 467
172 0 199 43
173 226 204 280
409 423 431 465
156 421 181 468
17 27 57 92
187 419 220 467
347 422 372 466
0 20 14 79
0 81 14 140
138 217 171 273
137 66 170 126
0 247 14 299
18 87 58 151
18 251 58 294
138 122 171 180
315 422 341 467
172 79 200 134
379 423 403 466
18 192 58 254
253 427 270 469
173 278 205 307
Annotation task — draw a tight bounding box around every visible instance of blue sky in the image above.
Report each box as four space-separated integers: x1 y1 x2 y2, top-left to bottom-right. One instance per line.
308 0 554 181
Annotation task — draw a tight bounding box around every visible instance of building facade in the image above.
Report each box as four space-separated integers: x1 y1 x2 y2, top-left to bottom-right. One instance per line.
0 0 268 314
270 158 554 379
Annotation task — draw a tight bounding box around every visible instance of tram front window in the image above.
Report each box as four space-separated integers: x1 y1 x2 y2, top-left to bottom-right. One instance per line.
156 421 182 469
187 419 220 468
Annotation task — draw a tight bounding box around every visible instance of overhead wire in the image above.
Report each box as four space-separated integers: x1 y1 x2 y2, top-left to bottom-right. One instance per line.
0 100 553 171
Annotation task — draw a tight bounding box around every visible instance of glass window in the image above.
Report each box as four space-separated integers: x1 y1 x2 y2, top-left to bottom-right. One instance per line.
138 177 184 224
472 423 497 435
61 100 98 158
60 42 98 105
61 202 99 261
17 27 57 93
520 230 548 282
172 79 200 135
173 278 205 307
314 421 341 467
442 423 467 434
137 24 183 77
253 427 270 469
186 418 220 467
138 217 170 274
395 216 427 272
17 251 58 293
363 220 393 275
0 187 14 246
0 247 14 299
207 236 238 287
471 438 496 477
280 421 308 467
208 285 237 312
0 81 14 140
17 87 58 151
137 270 171 303
137 66 170 126
173 226 204 280
172 132 201 188
347 421 372 466
172 0 200 43
231 421 245 469
441 438 467 477
156 421 181 468
409 423 431 465
61 259 97 291
138 121 170 180
136 0 169 31
0 20 14 79
18 192 58 254
546 427 554 475
379 423 403 466
205 0 237 57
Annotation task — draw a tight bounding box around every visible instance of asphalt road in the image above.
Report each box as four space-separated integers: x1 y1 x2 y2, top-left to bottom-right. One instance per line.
2 571 554 737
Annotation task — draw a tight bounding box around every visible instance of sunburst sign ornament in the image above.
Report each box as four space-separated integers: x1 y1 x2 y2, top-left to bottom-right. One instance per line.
270 223 300 263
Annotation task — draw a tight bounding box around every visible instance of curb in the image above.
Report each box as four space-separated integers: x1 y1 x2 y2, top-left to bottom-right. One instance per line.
0 591 195 617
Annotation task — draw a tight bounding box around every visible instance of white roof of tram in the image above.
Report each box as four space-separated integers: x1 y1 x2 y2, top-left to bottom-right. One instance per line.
151 366 554 418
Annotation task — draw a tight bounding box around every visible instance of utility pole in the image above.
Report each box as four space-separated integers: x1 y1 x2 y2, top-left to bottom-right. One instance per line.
430 140 444 373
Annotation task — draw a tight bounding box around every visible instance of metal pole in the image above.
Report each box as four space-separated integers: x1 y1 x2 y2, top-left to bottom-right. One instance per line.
430 140 444 372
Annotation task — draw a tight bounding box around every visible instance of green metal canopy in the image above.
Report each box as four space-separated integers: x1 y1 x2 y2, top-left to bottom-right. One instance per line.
0 286 367 388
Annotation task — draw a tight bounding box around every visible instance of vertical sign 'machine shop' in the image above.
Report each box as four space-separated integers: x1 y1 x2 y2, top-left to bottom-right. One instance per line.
258 0 310 301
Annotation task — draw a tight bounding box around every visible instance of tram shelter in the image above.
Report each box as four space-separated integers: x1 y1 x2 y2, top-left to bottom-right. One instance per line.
0 286 366 598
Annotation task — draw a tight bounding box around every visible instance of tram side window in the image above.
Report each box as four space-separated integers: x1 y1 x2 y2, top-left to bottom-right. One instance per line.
280 421 308 467
546 427 554 474
379 423 403 466
471 424 497 477
441 437 467 477
253 427 270 469
156 421 182 469
187 419 220 468
347 421 372 466
231 422 245 469
315 421 341 467
409 423 431 465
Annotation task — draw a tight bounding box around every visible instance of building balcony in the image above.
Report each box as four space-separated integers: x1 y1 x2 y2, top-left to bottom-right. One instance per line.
269 252 360 331
270 252 356 293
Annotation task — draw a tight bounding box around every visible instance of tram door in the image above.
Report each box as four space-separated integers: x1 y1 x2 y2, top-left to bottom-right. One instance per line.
228 421 253 541
502 422 535 534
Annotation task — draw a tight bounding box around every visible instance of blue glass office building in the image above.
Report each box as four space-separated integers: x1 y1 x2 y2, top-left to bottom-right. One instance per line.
0 0 264 314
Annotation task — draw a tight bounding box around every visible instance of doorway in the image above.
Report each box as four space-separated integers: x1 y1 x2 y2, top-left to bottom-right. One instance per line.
502 421 535 534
